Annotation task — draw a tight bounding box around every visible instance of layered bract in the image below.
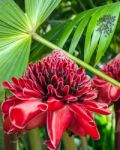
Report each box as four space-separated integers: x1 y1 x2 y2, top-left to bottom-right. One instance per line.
93 54 120 104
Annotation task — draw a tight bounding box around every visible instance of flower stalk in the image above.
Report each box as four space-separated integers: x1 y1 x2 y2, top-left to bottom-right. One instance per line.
27 129 42 150
33 33 120 88
4 134 18 150
81 137 88 150
62 132 77 150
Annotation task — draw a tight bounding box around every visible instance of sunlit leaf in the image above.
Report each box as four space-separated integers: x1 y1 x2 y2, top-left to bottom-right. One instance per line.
69 13 90 54
0 0 62 82
95 5 120 65
25 0 62 30
56 12 89 48
0 35 31 82
0 0 29 33
0 84 5 101
0 0 31 82
55 2 120 65
84 7 107 63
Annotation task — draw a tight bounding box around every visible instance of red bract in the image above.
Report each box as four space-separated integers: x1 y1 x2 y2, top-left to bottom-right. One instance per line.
2 50 110 150
93 54 120 104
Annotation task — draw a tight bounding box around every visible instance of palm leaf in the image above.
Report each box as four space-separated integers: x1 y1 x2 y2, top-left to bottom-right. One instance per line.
0 0 29 33
55 2 120 65
25 0 62 30
0 35 31 82
0 0 61 82
95 5 120 65
0 0 31 82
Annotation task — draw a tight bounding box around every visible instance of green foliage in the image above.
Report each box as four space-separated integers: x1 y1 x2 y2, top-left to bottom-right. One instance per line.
0 0 120 82
25 0 62 30
54 2 120 65
0 0 31 82
0 0 120 150
88 112 115 150
29 2 120 66
0 0 61 82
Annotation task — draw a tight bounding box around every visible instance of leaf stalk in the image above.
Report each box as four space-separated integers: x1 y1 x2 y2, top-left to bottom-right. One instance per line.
33 33 120 88
62 132 77 150
27 129 42 150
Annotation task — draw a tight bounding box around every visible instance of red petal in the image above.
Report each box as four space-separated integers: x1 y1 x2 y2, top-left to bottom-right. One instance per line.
26 112 46 129
57 80 63 90
12 90 41 100
12 91 33 100
46 106 72 149
109 85 120 101
69 117 87 137
69 104 100 140
77 68 84 74
23 88 41 98
3 116 20 134
83 100 111 115
92 77 107 87
12 77 19 84
81 90 97 100
18 78 26 88
75 87 90 97
96 82 120 104
47 84 55 95
47 85 62 98
98 83 112 104
63 95 77 102
51 75 58 83
47 97 64 110
69 104 93 121
2 96 16 113
75 114 100 140
9 100 47 129
44 140 55 150
62 85 70 95
2 81 14 91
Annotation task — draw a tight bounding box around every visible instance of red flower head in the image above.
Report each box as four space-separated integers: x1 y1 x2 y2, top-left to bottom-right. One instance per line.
93 54 120 105
2 50 110 150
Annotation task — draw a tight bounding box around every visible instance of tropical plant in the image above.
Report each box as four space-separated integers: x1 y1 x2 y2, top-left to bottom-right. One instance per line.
0 0 120 150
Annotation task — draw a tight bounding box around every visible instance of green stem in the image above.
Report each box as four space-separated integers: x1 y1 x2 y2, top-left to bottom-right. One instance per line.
81 137 88 150
78 0 86 10
4 134 18 150
87 0 95 8
27 129 42 150
33 33 120 88
62 132 77 150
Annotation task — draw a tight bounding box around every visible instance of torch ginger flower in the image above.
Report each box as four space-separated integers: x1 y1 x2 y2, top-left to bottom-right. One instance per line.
2 50 110 150
93 54 120 105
